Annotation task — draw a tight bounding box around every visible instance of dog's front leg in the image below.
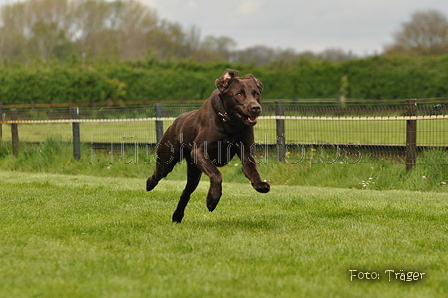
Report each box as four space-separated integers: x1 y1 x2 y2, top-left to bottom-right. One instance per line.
191 145 223 212
238 145 270 193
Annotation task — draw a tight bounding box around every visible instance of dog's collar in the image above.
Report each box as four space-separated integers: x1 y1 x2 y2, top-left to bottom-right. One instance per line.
217 93 237 125
218 111 231 123
217 110 240 126
218 111 227 120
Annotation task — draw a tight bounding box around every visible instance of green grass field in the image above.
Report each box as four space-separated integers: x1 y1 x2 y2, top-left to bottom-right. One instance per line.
0 171 446 298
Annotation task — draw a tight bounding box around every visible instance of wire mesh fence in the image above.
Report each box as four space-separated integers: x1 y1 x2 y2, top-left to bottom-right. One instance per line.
1 98 447 167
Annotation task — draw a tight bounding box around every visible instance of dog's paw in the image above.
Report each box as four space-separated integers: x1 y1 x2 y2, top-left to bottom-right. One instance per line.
172 211 184 223
252 182 270 193
207 200 219 212
146 177 158 191
207 197 221 212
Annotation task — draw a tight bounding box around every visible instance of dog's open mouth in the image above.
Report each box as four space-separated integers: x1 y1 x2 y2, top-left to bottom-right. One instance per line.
236 112 258 125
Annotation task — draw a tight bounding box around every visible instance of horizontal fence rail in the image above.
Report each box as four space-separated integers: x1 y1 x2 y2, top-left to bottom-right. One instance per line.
1 114 448 124
1 99 447 169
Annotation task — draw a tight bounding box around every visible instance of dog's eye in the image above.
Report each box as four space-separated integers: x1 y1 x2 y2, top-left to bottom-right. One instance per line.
236 92 244 98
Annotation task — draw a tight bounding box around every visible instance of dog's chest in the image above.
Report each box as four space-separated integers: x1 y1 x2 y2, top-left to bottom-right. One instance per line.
210 135 242 148
206 138 243 166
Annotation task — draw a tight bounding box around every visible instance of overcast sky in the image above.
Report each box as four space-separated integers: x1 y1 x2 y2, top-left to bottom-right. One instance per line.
1 0 448 56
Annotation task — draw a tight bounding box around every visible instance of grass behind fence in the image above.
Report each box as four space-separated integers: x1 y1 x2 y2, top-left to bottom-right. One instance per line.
258 119 448 145
0 171 447 298
2 118 448 146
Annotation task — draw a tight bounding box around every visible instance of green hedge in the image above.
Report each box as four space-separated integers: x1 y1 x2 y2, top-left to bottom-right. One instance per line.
1 55 447 105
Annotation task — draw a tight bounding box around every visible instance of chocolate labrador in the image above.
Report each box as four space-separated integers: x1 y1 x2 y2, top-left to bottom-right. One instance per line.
146 69 270 222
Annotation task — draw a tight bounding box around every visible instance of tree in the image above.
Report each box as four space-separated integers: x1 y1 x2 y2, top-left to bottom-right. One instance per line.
0 0 237 62
0 1 31 61
317 48 357 62
115 0 158 60
199 35 237 62
0 0 76 61
385 9 448 56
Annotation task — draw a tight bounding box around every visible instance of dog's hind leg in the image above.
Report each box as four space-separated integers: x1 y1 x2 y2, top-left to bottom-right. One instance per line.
172 160 202 223
146 142 181 191
146 162 177 191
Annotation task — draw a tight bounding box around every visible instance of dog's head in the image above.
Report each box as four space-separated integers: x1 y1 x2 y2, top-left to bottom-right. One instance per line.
215 69 264 126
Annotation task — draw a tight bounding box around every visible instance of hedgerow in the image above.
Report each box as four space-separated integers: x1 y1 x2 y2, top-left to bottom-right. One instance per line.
1 55 447 104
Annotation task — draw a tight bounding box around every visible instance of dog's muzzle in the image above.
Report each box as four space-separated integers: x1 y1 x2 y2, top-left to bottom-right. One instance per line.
236 112 258 126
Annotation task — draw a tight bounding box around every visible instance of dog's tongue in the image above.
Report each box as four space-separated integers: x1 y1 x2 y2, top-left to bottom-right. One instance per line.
246 116 257 123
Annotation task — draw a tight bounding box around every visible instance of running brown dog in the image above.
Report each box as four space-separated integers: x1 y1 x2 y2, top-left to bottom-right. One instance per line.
146 69 270 222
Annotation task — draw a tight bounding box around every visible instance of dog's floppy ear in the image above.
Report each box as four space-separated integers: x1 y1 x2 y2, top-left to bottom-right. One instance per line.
255 78 264 93
216 69 239 92
243 74 264 93
246 74 264 93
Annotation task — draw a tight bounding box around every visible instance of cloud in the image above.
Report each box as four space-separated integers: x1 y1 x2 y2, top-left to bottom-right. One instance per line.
237 0 264 16
187 0 197 9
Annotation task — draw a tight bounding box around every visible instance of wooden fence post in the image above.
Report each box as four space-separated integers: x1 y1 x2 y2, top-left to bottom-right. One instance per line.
276 100 286 162
406 99 417 172
154 103 163 143
72 107 81 160
293 96 299 108
11 109 19 156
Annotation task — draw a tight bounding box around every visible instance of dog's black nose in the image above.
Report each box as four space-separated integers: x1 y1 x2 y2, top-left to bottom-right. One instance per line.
251 104 261 113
